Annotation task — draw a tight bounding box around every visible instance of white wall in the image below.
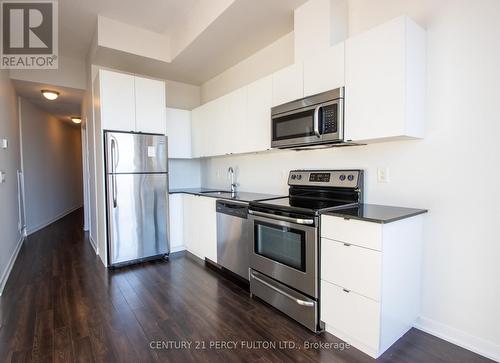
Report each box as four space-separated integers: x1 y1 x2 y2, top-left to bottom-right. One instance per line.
199 0 500 359
0 70 22 295
169 159 202 189
19 99 83 235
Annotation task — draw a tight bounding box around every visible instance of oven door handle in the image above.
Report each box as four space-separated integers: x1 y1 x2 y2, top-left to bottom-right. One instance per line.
248 210 314 225
250 271 315 307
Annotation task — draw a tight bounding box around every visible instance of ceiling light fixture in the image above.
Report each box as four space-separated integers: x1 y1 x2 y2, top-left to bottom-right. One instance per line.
41 90 59 100
71 116 82 124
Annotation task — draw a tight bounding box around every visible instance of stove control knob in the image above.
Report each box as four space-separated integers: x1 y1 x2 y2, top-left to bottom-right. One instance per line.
339 174 346 181
291 174 296 180
348 174 355 181
297 175 302 180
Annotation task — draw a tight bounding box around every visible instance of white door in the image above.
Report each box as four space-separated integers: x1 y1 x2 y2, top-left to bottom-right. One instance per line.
244 75 273 153
168 193 185 252
165 108 191 158
135 76 166 134
272 63 303 106
99 70 135 131
196 196 217 262
303 42 345 97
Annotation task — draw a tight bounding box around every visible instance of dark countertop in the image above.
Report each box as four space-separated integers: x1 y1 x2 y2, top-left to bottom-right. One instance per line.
323 204 428 224
169 188 282 203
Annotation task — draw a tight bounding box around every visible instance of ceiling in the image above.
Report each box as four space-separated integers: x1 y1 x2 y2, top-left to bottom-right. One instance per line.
59 0 198 59
59 0 306 84
13 80 84 124
10 0 306 122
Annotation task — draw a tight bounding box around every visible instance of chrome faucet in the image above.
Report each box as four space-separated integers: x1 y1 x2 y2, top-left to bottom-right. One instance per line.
228 166 238 195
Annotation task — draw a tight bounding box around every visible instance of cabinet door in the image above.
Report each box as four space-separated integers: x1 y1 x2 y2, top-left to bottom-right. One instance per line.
303 43 345 97
218 87 247 155
272 63 303 106
99 70 136 131
191 104 209 158
321 280 380 353
182 194 196 254
242 75 272 153
165 108 191 158
135 76 166 134
197 196 217 262
168 193 185 252
344 16 425 142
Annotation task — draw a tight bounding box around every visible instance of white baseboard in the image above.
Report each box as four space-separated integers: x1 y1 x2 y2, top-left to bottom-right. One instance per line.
27 204 82 235
415 316 500 362
89 234 98 254
0 235 24 296
170 245 186 253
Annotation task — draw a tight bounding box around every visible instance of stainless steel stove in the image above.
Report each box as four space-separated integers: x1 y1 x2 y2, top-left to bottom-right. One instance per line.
248 169 363 332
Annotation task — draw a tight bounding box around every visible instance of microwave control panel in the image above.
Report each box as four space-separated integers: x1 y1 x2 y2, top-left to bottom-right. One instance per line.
321 104 338 134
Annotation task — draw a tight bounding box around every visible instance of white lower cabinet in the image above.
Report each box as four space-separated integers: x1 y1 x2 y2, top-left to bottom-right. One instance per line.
320 214 424 358
321 280 380 352
182 194 217 262
168 193 185 252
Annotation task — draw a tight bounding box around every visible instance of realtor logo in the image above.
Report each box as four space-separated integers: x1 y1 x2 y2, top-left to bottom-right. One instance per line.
1 1 58 69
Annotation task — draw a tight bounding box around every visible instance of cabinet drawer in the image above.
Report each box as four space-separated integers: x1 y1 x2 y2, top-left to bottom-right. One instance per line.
321 280 380 350
321 238 381 300
321 215 382 251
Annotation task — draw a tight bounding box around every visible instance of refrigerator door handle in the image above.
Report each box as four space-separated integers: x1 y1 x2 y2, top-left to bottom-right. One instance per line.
111 138 118 208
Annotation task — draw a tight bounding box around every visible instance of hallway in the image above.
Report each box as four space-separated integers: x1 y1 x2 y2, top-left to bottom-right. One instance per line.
0 210 492 363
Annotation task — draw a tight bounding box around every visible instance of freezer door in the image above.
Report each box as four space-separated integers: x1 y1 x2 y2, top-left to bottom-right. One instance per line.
107 173 169 265
105 132 167 174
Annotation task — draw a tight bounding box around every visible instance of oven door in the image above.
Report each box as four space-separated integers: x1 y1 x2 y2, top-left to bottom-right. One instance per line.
248 210 318 298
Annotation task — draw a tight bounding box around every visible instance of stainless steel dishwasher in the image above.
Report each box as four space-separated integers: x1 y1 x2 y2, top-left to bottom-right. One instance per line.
216 200 251 280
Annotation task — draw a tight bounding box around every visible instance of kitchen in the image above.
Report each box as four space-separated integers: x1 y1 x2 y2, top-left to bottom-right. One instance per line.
0 0 498 362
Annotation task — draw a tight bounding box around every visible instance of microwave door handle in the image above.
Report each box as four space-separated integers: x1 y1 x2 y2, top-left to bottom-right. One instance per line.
313 105 322 137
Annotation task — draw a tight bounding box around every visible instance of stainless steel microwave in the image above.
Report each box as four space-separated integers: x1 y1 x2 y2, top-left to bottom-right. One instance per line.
271 88 344 149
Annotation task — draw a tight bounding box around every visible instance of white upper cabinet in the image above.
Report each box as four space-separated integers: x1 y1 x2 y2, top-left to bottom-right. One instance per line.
242 75 273 153
303 42 345 97
165 108 191 159
98 69 166 134
272 63 304 106
191 102 213 158
218 87 247 156
99 70 136 131
344 16 426 143
135 76 166 134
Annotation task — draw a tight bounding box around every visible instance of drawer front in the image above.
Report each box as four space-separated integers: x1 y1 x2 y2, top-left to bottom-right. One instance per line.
321 215 382 251
321 238 381 301
321 280 380 350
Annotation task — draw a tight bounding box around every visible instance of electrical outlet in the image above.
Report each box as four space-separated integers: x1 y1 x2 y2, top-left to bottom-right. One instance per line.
0 171 6 184
1 139 7 149
377 167 389 183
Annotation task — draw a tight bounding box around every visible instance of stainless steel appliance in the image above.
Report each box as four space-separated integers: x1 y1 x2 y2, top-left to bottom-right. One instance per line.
248 169 363 332
105 131 169 267
216 200 250 280
271 88 344 149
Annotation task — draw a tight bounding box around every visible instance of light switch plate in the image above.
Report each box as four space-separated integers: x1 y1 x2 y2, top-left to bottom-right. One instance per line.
0 171 6 183
1 139 7 149
377 167 389 183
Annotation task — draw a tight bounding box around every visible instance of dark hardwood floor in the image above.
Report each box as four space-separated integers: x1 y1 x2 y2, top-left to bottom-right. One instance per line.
0 209 493 363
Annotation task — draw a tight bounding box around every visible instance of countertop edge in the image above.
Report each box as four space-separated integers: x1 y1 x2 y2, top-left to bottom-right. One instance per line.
322 207 428 224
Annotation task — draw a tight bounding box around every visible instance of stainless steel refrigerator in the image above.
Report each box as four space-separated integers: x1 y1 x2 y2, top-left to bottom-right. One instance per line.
105 131 169 267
